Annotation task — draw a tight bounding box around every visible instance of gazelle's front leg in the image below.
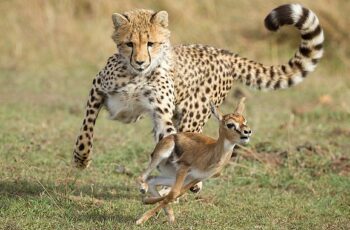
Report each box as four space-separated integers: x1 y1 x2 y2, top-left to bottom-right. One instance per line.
136 164 189 225
138 137 175 194
72 77 104 169
146 176 176 223
143 179 200 205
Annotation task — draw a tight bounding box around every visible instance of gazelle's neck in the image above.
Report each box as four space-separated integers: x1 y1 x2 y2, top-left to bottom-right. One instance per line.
215 136 235 154
212 129 235 162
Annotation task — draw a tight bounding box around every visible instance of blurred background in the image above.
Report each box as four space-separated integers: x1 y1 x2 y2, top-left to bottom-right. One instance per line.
0 0 349 229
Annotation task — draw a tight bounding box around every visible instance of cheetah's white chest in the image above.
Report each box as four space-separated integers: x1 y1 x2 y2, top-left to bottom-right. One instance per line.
105 86 148 123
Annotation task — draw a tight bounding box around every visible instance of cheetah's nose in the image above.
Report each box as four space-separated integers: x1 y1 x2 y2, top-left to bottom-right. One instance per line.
136 61 144 66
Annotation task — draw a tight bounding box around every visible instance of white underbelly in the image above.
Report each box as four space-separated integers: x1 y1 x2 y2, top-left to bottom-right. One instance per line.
105 94 147 123
188 168 213 180
157 161 177 177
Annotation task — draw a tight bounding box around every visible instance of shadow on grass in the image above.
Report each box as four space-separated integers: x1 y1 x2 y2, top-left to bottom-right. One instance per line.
0 179 138 201
0 179 138 224
74 212 136 224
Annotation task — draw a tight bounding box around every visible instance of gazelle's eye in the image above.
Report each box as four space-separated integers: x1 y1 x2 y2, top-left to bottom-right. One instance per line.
147 42 154 47
226 123 236 129
126 42 133 47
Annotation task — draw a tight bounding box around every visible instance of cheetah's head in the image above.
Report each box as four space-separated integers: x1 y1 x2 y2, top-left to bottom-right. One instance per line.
111 9 170 74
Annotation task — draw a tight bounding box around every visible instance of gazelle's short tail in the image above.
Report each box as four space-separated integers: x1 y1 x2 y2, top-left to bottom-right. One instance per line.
236 4 324 90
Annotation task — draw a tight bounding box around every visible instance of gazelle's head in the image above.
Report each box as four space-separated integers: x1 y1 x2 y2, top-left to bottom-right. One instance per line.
210 97 252 144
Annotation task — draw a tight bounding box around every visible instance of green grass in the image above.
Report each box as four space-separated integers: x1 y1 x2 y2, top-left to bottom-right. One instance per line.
0 63 349 229
0 0 350 228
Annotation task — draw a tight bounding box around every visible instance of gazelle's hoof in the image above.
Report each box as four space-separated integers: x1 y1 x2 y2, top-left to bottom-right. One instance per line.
138 179 148 194
190 181 203 193
190 185 201 193
136 218 144 225
168 215 175 223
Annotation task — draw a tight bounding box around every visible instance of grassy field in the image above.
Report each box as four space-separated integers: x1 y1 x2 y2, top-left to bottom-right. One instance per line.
0 0 349 229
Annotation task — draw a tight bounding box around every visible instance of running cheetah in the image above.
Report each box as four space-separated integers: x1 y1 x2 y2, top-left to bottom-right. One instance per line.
72 4 324 169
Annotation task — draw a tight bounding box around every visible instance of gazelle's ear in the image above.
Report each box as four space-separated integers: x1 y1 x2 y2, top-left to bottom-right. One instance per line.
235 97 246 114
112 13 129 29
150 11 168 27
210 101 223 121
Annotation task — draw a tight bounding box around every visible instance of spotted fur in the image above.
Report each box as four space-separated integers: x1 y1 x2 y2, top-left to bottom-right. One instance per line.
72 4 324 168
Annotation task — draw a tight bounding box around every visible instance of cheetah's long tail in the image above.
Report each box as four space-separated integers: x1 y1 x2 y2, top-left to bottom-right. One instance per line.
236 4 324 90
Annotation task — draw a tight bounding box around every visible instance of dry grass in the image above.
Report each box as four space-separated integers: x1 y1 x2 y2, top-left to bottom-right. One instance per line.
0 0 349 72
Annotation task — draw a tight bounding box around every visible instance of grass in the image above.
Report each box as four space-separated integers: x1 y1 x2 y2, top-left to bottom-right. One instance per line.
0 0 350 229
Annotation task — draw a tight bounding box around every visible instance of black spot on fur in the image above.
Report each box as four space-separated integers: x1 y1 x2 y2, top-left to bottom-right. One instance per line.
265 4 294 31
274 80 281 89
311 58 319 65
294 61 304 72
93 103 100 109
257 78 262 86
144 90 151 97
295 7 309 29
301 25 322 40
281 65 287 74
79 143 85 151
166 127 174 133
314 44 323 50
299 47 312 57
156 107 164 114
288 78 293 87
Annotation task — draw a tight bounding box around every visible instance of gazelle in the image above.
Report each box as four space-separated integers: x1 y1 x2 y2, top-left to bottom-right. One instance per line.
136 97 252 225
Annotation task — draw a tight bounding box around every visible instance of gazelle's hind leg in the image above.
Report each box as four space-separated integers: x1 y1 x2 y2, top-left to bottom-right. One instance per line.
138 136 175 194
147 176 176 223
136 164 190 225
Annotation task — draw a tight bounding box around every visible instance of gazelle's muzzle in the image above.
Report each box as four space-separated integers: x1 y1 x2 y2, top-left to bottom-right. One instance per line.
239 126 252 143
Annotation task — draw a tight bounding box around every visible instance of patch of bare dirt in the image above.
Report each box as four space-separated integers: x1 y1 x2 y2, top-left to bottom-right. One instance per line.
331 156 350 176
331 127 350 137
234 143 287 168
295 142 329 156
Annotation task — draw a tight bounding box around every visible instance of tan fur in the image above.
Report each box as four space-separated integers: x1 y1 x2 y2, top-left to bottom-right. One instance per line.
136 98 252 225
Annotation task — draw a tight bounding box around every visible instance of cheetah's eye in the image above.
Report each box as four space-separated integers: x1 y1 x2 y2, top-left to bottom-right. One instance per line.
226 123 236 129
126 42 133 47
147 42 154 47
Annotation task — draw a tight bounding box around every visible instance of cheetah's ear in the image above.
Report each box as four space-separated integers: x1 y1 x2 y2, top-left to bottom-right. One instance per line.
234 97 246 115
151 11 168 27
210 101 223 121
112 13 129 29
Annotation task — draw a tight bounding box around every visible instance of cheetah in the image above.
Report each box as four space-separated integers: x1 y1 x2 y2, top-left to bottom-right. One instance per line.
72 4 324 170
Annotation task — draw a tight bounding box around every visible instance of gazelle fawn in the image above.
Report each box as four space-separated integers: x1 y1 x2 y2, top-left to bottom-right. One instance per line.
136 97 252 225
